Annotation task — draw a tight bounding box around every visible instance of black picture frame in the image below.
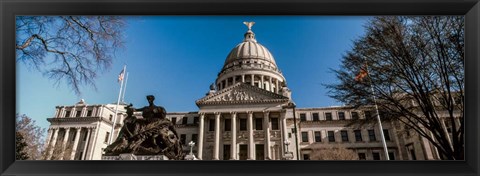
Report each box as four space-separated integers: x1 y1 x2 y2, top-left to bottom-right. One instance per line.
1 0 479 176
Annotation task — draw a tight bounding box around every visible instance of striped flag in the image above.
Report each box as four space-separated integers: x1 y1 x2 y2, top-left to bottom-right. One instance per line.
354 64 368 82
118 67 125 83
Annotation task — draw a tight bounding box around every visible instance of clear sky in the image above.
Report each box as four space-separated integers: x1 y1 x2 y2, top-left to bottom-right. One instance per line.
16 16 369 136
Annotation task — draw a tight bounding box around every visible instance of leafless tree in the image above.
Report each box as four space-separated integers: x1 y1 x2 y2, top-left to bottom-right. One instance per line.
16 16 125 95
15 132 29 160
326 16 464 160
42 142 74 160
16 114 46 160
310 145 359 160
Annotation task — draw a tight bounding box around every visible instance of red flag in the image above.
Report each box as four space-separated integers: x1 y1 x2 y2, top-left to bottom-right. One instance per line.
354 65 368 82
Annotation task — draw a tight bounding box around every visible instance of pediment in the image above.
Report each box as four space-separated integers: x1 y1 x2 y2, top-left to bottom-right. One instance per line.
196 83 289 106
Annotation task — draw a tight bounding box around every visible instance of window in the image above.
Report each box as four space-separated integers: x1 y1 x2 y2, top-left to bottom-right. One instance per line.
193 116 199 124
65 111 71 117
325 113 332 121
191 134 198 143
224 119 231 131
109 114 113 121
358 153 366 160
83 131 88 141
240 119 247 131
312 113 319 121
104 132 110 143
372 152 380 160
171 117 177 125
182 117 188 124
87 110 92 117
454 96 463 105
406 144 417 160
288 133 292 138
314 131 321 142
388 152 395 160
303 154 310 160
76 110 82 117
368 130 376 141
301 132 309 142
341 130 349 142
338 112 345 120
354 130 363 142
364 111 373 119
255 118 263 130
300 113 306 121
71 132 76 141
383 129 391 141
351 112 359 120
223 145 231 160
180 134 186 145
271 118 279 130
328 131 335 142
209 119 215 131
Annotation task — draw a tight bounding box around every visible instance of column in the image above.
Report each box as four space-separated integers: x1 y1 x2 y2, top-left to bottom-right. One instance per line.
81 128 91 160
242 74 245 83
44 128 54 149
213 112 221 160
269 77 273 92
251 74 255 86
230 112 237 160
87 125 99 159
232 76 236 85
59 107 64 117
54 109 59 117
198 113 205 160
248 111 254 160
263 111 271 160
280 112 288 154
70 127 82 160
61 128 71 160
47 128 59 159
440 119 453 150
82 107 87 117
261 75 264 89
276 79 279 94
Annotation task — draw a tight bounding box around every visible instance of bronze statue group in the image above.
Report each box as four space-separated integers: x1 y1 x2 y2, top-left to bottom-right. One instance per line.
104 95 185 160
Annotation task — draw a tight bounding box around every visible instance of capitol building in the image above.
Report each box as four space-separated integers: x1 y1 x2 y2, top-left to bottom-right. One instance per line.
44 22 445 161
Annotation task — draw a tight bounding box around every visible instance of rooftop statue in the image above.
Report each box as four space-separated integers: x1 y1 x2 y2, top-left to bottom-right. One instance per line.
104 95 184 160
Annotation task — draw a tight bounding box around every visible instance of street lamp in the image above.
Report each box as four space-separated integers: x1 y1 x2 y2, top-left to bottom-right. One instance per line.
185 141 197 160
284 101 299 160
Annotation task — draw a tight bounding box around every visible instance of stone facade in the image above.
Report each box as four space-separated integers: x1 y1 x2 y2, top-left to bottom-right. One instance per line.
44 22 449 160
44 99 127 160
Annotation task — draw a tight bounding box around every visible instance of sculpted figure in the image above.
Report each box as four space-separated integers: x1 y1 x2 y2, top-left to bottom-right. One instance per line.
104 95 184 160
136 95 166 120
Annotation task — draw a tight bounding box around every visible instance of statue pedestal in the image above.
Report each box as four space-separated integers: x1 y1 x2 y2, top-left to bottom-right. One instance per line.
102 153 169 160
185 154 198 160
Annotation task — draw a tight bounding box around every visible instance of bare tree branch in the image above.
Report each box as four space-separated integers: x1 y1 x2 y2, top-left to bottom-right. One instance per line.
325 16 464 160
16 16 126 95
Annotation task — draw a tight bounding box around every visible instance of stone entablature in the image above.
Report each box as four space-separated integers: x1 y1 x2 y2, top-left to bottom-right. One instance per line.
196 83 289 106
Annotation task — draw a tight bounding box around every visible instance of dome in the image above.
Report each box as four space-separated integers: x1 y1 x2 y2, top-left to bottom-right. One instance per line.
220 25 279 74
223 40 277 68
214 22 288 95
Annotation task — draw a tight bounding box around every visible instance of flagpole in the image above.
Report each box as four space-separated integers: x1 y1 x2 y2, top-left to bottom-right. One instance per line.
121 72 129 103
109 65 126 145
365 64 390 160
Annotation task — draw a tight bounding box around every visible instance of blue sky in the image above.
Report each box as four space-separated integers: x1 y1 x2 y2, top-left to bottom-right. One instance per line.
16 16 369 135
